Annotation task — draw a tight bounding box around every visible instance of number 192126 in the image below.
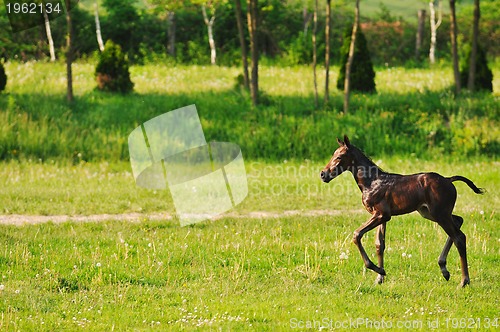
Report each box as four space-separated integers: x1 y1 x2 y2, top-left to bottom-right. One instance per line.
6 2 62 15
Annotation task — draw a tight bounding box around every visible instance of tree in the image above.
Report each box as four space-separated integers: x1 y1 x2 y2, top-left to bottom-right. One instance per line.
247 0 259 105
94 1 105 52
428 0 442 64
337 26 376 93
234 0 249 89
324 0 331 105
467 0 480 91
43 5 56 61
0 62 6 92
343 0 360 113
312 0 319 108
95 41 134 93
65 0 74 102
449 0 460 94
201 4 217 65
145 0 182 58
103 0 140 56
415 9 426 60
460 44 492 92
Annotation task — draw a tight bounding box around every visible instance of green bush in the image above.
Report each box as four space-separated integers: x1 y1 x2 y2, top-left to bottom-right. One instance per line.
0 62 6 92
460 43 493 92
95 41 134 93
337 25 376 93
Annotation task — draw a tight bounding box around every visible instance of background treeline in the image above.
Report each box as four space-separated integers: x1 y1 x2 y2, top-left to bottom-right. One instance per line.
0 0 498 66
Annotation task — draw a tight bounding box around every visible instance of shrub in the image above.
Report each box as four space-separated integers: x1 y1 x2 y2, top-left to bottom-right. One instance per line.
336 25 376 93
0 62 6 92
459 43 493 92
95 41 134 93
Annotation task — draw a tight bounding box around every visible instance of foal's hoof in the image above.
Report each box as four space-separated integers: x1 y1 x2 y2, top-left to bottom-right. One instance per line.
459 278 470 288
375 274 385 285
442 271 450 281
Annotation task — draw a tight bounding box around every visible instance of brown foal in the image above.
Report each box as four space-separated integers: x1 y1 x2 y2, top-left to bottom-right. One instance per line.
320 136 484 287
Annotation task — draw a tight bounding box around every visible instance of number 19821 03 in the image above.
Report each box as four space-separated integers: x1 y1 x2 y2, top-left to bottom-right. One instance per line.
6 2 62 15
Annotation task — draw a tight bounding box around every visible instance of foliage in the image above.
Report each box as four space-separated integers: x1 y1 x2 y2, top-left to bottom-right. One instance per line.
336 25 376 93
0 62 6 92
0 1 498 66
102 0 141 58
1 63 498 163
95 41 134 93
459 44 494 92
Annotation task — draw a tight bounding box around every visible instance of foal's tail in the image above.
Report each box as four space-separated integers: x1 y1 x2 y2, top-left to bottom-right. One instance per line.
449 176 485 194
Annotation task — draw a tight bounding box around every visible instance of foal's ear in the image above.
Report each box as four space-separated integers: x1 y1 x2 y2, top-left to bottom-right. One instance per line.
336 137 344 146
343 135 351 147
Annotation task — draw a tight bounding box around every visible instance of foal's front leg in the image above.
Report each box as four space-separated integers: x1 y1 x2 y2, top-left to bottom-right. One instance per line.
375 223 387 284
353 213 390 276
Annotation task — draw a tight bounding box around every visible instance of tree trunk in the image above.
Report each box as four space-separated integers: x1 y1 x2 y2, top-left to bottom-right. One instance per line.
65 0 73 102
247 0 259 106
234 0 249 89
312 0 319 108
343 0 360 113
467 0 480 91
202 5 217 65
429 0 442 64
324 0 331 105
94 1 105 52
303 7 312 39
415 9 426 60
449 0 460 94
43 7 56 61
167 12 176 58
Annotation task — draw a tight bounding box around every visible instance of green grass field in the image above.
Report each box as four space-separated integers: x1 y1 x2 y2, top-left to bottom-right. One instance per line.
0 61 499 330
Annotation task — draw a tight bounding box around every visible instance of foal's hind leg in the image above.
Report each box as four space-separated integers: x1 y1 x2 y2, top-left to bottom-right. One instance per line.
436 215 470 287
374 223 387 284
438 215 464 281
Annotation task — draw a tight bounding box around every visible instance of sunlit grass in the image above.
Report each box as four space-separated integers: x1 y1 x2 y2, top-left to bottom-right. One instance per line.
0 212 498 330
0 158 496 216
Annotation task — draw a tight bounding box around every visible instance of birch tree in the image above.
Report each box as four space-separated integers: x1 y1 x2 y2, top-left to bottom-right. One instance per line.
201 4 217 65
43 5 56 61
428 0 442 64
343 0 360 113
95 1 105 52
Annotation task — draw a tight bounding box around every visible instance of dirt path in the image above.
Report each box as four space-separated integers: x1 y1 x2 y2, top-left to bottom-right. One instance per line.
0 209 365 226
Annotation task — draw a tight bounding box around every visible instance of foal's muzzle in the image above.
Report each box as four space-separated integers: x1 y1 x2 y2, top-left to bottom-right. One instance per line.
320 170 333 183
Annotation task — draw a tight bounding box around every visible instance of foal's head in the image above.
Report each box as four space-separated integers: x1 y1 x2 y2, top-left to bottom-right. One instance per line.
320 135 354 183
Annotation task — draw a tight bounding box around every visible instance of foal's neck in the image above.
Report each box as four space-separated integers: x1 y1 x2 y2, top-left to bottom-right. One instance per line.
349 147 384 192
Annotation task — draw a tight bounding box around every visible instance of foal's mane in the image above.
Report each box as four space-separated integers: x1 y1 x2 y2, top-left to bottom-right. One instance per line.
350 144 385 173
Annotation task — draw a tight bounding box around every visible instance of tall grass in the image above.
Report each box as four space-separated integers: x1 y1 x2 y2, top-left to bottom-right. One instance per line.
0 62 498 162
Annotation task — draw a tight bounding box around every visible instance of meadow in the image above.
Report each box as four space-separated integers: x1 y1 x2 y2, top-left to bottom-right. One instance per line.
0 61 499 330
